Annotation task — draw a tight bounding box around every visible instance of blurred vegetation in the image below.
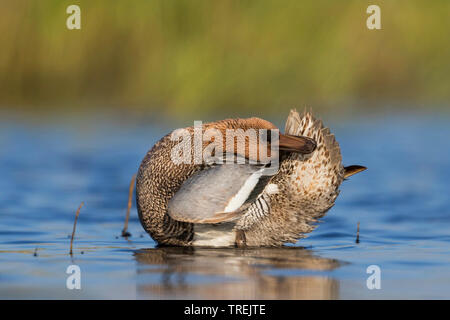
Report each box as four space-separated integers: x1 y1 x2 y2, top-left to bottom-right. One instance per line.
0 0 449 118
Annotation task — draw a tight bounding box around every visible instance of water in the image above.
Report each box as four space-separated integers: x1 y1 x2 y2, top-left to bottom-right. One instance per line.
1 112 449 299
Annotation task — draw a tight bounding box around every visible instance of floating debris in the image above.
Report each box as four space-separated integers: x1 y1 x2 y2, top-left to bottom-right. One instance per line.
356 221 360 244
121 174 136 237
70 202 84 255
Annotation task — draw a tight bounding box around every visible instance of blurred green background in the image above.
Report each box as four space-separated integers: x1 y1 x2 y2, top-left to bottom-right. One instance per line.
1 0 449 119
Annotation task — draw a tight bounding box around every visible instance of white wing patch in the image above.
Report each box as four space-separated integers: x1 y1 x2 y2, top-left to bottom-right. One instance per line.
223 167 266 213
265 183 279 195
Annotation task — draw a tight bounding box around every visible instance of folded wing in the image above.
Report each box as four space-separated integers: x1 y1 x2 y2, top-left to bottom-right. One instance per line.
168 163 273 224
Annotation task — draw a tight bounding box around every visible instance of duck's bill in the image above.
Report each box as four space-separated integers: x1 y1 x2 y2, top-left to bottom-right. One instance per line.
344 165 367 178
279 133 317 154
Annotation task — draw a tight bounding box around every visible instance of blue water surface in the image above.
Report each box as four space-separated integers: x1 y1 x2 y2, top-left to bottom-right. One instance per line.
0 111 449 299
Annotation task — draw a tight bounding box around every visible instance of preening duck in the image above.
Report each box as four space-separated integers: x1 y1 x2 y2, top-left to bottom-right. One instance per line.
136 109 366 247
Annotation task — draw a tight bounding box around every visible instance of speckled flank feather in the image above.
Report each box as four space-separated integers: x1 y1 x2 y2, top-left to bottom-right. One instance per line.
236 109 344 246
285 109 344 213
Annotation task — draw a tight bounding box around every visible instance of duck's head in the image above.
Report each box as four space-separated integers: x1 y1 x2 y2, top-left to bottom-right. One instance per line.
201 117 317 163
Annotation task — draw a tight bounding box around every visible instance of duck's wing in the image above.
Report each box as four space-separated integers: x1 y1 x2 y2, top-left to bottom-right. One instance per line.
167 163 273 224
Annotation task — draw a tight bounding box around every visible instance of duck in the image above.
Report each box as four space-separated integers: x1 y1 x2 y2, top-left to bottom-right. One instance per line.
136 109 366 247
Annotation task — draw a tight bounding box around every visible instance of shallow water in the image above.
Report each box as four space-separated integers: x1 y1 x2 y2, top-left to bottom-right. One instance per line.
1 112 449 299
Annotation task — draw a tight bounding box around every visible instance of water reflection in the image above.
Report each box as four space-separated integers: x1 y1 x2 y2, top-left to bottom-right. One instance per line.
134 247 341 299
